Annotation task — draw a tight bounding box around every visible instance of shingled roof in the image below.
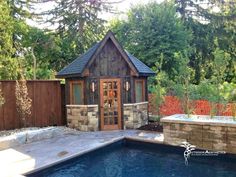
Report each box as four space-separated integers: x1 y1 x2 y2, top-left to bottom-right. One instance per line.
57 42 100 77
56 32 155 78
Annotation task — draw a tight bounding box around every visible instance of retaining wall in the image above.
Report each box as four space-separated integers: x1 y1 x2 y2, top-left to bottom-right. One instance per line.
161 114 236 154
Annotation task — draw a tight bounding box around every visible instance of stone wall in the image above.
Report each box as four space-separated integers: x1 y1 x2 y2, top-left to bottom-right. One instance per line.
0 127 73 150
124 102 148 129
161 115 236 154
66 105 99 131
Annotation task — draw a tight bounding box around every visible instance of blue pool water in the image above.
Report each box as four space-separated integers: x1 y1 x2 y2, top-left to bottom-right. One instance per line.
27 139 236 177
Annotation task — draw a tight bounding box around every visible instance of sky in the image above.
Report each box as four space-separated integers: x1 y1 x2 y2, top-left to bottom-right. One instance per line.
28 0 164 28
100 0 164 20
28 0 220 28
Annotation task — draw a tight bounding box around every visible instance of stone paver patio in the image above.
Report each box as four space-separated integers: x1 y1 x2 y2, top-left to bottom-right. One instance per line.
0 130 163 177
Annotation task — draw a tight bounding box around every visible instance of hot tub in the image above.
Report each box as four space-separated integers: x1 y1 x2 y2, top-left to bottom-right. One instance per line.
161 114 236 154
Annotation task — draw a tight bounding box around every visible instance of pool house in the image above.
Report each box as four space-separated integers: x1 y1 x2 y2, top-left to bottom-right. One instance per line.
56 31 155 131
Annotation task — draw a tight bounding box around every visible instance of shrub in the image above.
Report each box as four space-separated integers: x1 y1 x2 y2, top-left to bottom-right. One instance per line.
191 81 224 117
227 85 236 120
172 52 195 117
0 88 4 107
173 83 195 117
152 84 166 117
15 79 32 127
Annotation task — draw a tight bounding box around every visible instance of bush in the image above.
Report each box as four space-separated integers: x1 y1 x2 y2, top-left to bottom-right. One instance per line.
172 83 195 117
15 79 32 127
190 81 220 102
0 88 4 106
152 85 166 116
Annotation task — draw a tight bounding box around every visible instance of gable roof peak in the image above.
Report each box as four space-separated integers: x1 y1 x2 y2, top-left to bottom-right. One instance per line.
56 31 155 78
106 30 115 36
81 29 139 75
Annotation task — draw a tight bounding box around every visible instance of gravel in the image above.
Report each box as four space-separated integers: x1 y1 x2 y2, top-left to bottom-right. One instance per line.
0 126 80 138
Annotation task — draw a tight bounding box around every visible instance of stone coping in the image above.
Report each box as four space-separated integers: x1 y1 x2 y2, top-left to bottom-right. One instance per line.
161 114 236 127
123 102 148 106
66 104 98 108
24 137 124 176
5 130 162 177
0 127 79 151
66 102 148 107
23 130 164 175
24 135 164 176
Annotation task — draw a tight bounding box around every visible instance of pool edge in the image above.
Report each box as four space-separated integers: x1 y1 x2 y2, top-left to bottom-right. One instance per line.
23 136 125 176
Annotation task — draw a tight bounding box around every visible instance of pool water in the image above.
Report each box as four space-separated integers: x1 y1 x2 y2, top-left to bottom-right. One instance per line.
27 139 236 177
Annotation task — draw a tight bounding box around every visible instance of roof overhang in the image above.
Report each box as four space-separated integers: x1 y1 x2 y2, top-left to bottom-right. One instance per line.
55 73 83 79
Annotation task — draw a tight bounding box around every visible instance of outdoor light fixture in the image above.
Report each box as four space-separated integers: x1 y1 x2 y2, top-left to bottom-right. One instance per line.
124 81 130 91
91 82 95 92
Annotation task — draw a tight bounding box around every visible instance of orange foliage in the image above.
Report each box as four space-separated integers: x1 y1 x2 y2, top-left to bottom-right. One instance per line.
149 94 234 116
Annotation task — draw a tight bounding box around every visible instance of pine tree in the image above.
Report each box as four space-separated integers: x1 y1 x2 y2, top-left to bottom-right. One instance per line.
36 0 119 70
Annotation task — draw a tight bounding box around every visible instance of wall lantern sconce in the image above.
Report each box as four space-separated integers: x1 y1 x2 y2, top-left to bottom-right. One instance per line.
91 82 95 92
124 81 130 91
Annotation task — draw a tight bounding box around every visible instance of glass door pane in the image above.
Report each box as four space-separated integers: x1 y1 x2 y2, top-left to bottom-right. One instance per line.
100 79 121 130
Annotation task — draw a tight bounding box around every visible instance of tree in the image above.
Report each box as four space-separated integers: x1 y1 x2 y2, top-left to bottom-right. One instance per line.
0 0 19 79
212 40 231 87
8 0 34 53
175 0 236 83
111 1 192 80
210 40 231 115
173 52 195 117
229 88 236 120
0 0 41 80
36 0 119 70
22 27 58 79
150 54 166 117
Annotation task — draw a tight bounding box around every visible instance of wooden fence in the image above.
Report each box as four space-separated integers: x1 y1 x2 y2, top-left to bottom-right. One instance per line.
0 80 66 130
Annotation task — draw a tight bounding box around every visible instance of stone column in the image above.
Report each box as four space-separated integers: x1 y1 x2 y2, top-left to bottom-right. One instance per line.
123 102 148 129
66 105 99 131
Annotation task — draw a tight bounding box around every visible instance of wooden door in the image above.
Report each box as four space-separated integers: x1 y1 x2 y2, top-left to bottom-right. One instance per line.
100 79 121 130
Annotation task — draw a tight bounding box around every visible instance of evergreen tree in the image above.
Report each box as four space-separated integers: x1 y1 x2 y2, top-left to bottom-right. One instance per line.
0 0 19 79
37 0 118 70
111 1 192 80
175 0 236 83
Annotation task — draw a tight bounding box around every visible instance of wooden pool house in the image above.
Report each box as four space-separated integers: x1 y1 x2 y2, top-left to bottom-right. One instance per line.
56 31 155 131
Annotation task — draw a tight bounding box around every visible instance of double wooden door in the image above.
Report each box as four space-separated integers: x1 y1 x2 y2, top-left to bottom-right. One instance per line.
100 79 121 130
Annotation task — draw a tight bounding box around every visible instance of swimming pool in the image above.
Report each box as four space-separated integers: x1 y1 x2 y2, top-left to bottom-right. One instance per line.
26 139 236 177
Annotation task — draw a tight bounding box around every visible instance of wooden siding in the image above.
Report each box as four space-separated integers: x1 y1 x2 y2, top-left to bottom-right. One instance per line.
122 77 132 103
64 39 149 106
79 76 133 105
89 39 130 77
85 77 99 105
0 80 66 130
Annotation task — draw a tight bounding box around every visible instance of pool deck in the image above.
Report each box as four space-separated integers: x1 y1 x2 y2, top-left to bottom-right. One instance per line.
0 130 163 177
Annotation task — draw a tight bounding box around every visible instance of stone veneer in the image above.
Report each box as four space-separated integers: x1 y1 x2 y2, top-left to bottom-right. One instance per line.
161 114 236 154
67 102 149 131
66 105 99 131
123 102 148 129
